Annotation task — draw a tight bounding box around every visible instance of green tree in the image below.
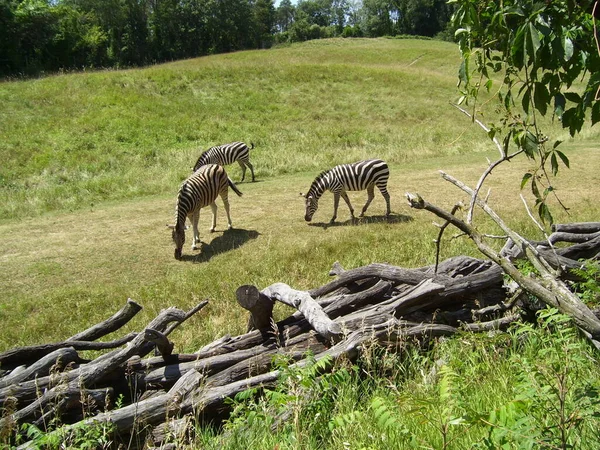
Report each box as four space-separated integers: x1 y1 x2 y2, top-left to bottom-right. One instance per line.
397 0 454 37
361 0 397 37
275 0 295 32
296 0 333 27
253 0 276 48
453 0 599 223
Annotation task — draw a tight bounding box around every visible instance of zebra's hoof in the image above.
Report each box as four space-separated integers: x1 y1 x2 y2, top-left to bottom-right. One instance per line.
209 228 216 233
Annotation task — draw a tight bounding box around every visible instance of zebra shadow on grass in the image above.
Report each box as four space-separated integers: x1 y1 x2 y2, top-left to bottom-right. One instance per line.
308 213 414 229
180 228 261 263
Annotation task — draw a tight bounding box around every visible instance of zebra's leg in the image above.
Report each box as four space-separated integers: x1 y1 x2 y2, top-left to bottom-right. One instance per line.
340 191 355 221
378 185 391 216
331 193 341 223
209 202 218 232
221 192 233 229
238 161 247 182
246 161 255 182
191 210 201 250
360 185 375 217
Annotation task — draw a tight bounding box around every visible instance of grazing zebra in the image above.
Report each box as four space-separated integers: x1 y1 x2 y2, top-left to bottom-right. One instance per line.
168 164 243 260
302 159 391 223
193 142 256 182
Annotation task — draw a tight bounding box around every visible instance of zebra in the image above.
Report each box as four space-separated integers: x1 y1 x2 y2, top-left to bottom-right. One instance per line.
301 159 391 224
192 142 256 182
167 164 243 260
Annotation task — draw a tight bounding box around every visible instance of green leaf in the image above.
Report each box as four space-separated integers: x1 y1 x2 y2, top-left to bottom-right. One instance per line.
561 107 584 136
522 130 538 157
521 172 533 189
511 26 525 68
592 102 600 126
525 22 541 63
556 150 569 168
554 93 565 117
485 79 493 92
531 178 540 199
522 89 531 114
458 59 468 87
533 82 549 116
564 92 581 103
538 202 554 225
551 153 558 176
563 36 574 61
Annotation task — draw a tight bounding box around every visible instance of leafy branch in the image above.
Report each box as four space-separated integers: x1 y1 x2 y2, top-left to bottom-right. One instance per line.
451 0 599 224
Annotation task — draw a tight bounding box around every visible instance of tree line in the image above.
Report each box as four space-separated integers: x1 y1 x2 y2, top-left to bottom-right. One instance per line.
0 0 455 77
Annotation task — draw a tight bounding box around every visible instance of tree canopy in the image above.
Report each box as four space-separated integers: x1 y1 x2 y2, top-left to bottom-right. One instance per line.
0 0 456 76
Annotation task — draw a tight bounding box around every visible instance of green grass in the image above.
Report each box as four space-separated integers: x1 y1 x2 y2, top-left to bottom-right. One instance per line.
1 37 600 449
205 311 600 449
2 37 575 221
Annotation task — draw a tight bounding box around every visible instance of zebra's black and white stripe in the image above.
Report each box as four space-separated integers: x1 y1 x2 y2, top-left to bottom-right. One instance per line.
302 159 391 223
168 164 243 260
193 142 256 182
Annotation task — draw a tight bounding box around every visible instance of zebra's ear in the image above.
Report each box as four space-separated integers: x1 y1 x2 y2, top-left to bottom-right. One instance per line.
299 192 305 198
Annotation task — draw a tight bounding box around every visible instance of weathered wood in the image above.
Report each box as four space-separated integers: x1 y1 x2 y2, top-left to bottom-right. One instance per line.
137 344 279 389
67 298 142 342
1 304 204 422
144 329 174 359
309 263 430 298
0 347 82 389
151 416 193 449
552 222 600 233
547 230 600 245
236 285 275 331
262 282 342 342
0 333 137 369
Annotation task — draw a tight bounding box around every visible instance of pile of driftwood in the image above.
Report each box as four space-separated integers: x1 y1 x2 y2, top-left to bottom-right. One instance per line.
0 223 598 449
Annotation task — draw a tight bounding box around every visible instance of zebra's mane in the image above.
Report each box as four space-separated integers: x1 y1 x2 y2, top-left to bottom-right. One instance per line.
308 169 331 196
174 181 188 228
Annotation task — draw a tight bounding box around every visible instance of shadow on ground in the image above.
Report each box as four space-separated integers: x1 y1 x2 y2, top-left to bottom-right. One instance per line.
180 228 261 263
307 213 414 229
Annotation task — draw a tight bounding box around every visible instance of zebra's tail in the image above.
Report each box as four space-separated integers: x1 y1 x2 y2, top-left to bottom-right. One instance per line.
228 177 243 197
249 142 255 150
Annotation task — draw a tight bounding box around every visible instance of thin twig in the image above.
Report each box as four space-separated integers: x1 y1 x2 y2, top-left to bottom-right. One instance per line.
451 103 524 224
520 194 562 276
434 203 463 274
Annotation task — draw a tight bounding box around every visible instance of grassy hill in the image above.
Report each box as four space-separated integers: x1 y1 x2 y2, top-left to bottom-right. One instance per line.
1 38 599 449
1 38 519 220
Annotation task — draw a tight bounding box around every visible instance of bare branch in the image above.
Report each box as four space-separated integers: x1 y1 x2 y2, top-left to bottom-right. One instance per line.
451 103 525 224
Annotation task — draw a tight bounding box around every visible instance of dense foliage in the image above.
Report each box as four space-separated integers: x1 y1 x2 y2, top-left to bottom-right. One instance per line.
0 0 455 76
452 0 599 222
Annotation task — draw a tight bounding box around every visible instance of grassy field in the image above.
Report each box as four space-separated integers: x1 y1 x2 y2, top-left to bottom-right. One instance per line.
1 37 600 448
1 37 599 352
1 37 542 221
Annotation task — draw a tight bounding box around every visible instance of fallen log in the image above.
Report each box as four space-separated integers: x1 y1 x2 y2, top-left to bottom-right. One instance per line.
0 299 142 369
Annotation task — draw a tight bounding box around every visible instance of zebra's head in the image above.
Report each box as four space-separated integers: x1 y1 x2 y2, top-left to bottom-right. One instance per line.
302 193 319 222
167 223 185 260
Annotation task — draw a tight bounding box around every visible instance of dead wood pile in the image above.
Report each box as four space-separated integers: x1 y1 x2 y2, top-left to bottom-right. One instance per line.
1 222 598 449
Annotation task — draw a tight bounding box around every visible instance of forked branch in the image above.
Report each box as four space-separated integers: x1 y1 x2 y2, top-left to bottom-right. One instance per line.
405 189 600 341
